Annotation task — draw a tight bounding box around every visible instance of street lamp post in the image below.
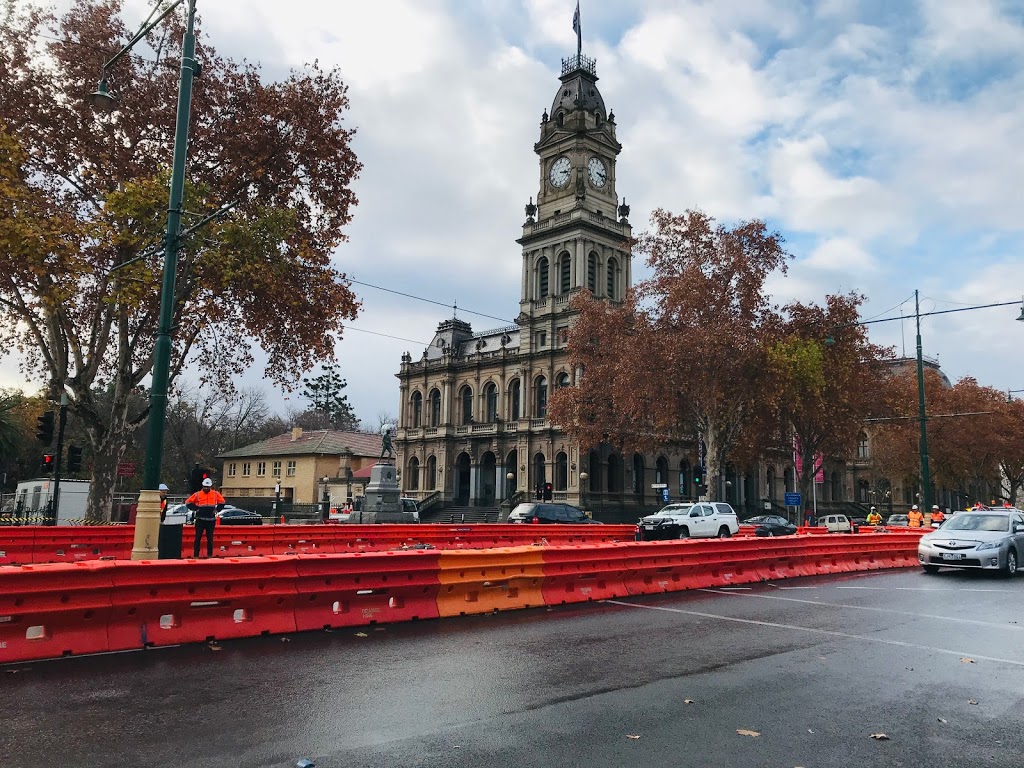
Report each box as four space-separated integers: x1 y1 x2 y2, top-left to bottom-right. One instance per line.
88 0 198 559
579 471 589 512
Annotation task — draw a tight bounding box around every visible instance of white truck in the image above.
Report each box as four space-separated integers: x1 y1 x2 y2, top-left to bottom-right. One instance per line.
636 501 739 541
9 478 90 524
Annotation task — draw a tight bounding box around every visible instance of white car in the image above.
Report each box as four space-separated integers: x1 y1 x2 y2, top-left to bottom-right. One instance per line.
918 508 1024 575
636 502 739 540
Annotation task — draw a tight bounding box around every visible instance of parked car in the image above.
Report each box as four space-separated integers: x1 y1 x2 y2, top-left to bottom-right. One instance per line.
401 497 421 522
217 506 263 525
886 514 910 527
744 514 798 537
918 508 1024 575
636 502 739 540
820 514 852 533
180 504 261 525
508 502 600 524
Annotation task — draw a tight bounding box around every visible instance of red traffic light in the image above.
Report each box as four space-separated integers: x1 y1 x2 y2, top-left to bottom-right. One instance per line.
41 453 55 473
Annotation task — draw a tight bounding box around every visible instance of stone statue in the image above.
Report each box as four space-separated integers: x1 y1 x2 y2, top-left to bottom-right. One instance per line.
380 423 395 461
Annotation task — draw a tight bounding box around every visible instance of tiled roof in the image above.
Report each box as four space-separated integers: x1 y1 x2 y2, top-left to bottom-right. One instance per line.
218 430 383 459
351 465 374 479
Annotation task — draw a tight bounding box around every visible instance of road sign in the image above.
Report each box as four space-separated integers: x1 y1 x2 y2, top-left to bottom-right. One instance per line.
784 492 802 507
651 483 668 489
117 462 136 477
661 488 670 503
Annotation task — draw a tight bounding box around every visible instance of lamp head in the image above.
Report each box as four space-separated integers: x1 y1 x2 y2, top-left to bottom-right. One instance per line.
87 77 118 112
824 335 836 346
1016 303 1024 322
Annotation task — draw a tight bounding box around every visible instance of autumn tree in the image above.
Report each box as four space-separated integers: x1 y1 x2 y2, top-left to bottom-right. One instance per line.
995 397 1024 505
550 209 790 500
769 294 891 512
0 2 362 519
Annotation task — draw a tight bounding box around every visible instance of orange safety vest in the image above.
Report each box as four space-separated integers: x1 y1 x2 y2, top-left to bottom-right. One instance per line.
908 510 923 527
931 511 944 523
185 488 226 520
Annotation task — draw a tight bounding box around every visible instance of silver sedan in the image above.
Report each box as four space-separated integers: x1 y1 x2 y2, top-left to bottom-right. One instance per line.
918 508 1024 575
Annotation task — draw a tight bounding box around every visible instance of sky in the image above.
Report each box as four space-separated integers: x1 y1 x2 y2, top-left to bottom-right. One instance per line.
5 0 1024 422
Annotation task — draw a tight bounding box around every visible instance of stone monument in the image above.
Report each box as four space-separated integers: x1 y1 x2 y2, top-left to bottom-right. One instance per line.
348 425 415 524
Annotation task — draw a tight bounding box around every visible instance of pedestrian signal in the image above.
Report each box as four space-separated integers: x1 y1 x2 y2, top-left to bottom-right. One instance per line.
543 482 553 501
36 411 55 444
67 445 83 473
41 453 55 474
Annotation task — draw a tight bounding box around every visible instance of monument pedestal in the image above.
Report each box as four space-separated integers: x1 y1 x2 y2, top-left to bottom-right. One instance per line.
349 462 415 524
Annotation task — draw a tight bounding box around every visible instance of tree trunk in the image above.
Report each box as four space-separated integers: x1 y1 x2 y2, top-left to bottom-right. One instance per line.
85 428 133 523
704 427 721 502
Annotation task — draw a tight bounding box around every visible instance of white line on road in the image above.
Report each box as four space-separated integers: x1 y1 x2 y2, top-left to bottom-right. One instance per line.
604 599 1024 668
835 586 1014 593
697 588 1024 631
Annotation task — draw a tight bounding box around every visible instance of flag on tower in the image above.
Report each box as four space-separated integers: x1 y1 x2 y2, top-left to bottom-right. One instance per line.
572 1 581 56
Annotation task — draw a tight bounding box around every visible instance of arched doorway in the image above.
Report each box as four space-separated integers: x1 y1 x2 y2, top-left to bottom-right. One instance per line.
533 452 546 497
480 452 496 505
455 453 471 506
505 449 518 502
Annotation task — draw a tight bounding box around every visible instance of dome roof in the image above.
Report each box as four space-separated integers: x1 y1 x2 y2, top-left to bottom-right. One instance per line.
550 56 605 118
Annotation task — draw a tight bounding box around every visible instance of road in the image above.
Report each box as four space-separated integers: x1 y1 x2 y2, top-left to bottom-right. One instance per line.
4 567 1024 767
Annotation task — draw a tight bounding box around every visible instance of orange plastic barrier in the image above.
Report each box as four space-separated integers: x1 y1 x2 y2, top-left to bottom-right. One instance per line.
540 544 631 604
0 529 38 565
436 547 547 618
0 560 115 663
105 556 299 651
292 550 441 631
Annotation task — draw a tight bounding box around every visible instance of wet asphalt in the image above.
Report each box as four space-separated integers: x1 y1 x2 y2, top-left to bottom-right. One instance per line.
3 567 1024 768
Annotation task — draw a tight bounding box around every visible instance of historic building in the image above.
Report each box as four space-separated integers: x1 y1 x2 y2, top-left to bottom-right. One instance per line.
393 46 962 522
394 49 643 518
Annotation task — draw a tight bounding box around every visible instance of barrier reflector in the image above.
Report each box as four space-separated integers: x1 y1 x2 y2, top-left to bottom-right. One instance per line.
106 557 299 650
0 560 115 663
436 548 546 617
292 551 441 630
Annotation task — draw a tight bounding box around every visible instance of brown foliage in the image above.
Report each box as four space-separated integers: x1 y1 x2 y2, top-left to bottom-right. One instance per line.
0 1 362 517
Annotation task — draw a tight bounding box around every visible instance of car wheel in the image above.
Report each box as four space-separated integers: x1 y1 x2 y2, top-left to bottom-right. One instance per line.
922 564 940 574
1003 549 1018 577
717 527 731 538
678 527 690 539
767 531 774 537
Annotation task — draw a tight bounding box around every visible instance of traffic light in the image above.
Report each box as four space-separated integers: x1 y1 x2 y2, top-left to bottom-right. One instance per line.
41 453 55 474
36 411 54 444
535 483 543 500
67 445 83 473
543 482 553 501
693 466 703 487
189 464 211 493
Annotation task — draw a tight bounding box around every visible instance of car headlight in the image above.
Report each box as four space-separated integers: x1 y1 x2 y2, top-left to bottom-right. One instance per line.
977 541 1001 551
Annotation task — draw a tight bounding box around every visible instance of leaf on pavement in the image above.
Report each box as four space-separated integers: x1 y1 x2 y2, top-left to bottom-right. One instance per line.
968 699 979 705
736 729 760 737
626 734 641 740
207 643 222 651
354 632 368 637
937 718 947 723
807 729 814 734
960 657 975 664
869 733 890 740
684 699 694 704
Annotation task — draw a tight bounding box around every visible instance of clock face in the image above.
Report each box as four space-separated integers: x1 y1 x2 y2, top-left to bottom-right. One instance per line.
587 156 607 188
549 156 571 188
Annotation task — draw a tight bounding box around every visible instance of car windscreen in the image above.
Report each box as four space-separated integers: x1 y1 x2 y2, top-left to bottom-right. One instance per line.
658 504 692 515
942 514 1009 532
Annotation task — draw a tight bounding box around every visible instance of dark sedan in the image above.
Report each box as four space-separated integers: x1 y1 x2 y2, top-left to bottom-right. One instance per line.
745 514 798 537
217 506 263 525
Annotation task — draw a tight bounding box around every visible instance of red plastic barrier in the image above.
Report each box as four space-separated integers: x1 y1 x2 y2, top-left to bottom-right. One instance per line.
106 557 299 651
32 528 133 564
0 529 38 566
541 544 631 604
292 551 441 631
0 560 115 663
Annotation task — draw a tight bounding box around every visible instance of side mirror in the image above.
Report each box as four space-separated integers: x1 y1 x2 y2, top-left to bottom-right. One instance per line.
1015 524 1024 533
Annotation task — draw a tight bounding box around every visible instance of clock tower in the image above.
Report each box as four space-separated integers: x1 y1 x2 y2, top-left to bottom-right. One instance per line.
517 52 632 352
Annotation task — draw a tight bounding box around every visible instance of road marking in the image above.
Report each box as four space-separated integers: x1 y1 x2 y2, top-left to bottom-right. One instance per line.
836 586 1014 593
604 599 1024 668
698 588 1024 631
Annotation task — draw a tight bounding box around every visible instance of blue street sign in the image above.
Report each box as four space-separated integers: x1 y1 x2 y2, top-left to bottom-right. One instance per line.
784 492 802 507
661 488 670 503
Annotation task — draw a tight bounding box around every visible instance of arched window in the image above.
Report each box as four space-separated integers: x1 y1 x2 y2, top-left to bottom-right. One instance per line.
766 466 776 499
426 456 437 490
783 467 794 493
460 385 473 424
429 389 441 427
484 382 498 422
556 372 570 389
509 379 521 420
830 471 841 502
407 456 420 490
534 452 546 490
587 252 598 293
858 479 870 503
606 256 618 300
556 112 564 128
607 453 620 493
410 391 422 428
632 454 645 494
535 376 548 418
656 456 669 484
555 452 568 491
559 251 571 294
679 459 690 499
537 256 549 299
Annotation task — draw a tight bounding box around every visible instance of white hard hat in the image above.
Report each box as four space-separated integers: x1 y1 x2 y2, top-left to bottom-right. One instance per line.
158 483 169 491
202 477 213 487
932 505 940 510
870 506 876 511
912 504 918 510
